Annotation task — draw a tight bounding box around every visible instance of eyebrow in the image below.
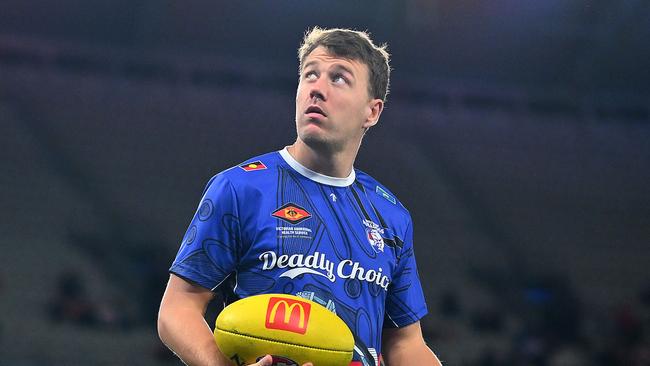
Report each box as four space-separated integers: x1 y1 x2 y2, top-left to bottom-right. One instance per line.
303 60 356 78
330 64 355 79
302 60 319 71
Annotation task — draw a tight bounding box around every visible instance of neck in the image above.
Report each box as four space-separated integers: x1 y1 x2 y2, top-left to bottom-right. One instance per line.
288 139 359 178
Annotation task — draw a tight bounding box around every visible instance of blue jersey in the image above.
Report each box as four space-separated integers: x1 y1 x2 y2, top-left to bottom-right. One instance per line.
170 148 428 362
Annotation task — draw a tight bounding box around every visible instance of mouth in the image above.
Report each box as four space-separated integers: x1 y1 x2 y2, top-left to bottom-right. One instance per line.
305 105 327 117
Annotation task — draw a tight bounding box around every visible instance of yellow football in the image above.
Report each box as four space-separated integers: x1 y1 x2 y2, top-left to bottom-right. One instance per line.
214 293 354 366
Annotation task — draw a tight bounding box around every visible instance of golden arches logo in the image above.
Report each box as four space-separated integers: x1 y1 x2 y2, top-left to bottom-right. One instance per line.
265 297 311 334
269 301 305 327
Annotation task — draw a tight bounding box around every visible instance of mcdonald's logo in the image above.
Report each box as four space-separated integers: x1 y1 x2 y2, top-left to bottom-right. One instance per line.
265 297 311 334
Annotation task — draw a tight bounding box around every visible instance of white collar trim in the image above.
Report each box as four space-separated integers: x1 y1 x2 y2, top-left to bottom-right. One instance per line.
279 147 356 187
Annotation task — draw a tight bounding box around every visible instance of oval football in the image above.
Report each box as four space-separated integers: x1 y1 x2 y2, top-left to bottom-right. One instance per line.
214 293 354 366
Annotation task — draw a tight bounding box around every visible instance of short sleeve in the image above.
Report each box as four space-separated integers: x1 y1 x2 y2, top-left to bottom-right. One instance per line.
384 219 428 328
169 174 242 291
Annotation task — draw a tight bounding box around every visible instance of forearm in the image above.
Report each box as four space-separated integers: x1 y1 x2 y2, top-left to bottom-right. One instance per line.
158 306 228 366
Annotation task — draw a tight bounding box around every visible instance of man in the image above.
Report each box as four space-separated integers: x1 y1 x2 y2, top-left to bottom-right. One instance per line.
158 27 442 366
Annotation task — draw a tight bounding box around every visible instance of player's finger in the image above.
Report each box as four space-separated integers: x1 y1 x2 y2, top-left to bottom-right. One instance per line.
253 354 273 366
302 363 313 366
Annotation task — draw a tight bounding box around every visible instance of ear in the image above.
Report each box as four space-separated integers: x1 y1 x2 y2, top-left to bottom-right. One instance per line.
363 98 384 129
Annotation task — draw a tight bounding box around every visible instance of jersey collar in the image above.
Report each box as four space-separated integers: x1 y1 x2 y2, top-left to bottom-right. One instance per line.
279 147 356 187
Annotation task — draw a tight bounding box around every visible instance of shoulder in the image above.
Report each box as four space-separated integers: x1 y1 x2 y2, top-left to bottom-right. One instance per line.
199 151 283 202
216 150 282 186
354 169 412 224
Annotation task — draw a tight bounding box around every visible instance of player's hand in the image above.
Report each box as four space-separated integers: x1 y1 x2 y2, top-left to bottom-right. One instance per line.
252 355 313 366
249 355 272 366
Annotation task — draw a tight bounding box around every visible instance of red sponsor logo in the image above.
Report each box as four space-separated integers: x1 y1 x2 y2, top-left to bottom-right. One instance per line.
239 161 267 171
265 297 311 334
271 203 312 225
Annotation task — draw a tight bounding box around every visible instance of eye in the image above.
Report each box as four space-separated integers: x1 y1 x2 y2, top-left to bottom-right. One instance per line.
332 73 348 85
304 70 317 80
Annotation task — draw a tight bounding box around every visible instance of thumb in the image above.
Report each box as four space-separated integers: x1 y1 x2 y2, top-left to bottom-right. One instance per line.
255 355 273 366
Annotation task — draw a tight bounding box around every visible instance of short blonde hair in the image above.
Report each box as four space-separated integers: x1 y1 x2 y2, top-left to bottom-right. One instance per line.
298 27 391 102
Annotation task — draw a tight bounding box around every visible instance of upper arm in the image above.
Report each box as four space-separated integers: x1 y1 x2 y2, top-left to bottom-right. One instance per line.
157 273 228 366
382 321 425 351
385 219 428 328
159 273 215 316
169 174 242 291
382 321 442 366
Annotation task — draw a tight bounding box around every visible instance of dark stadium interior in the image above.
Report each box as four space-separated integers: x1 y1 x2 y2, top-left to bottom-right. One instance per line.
1 1 649 365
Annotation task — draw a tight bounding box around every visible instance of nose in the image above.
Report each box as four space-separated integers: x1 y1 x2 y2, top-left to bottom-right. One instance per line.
308 76 327 102
310 89 325 102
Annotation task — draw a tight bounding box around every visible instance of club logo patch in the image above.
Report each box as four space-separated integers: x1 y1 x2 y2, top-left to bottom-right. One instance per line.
363 219 385 253
271 203 312 225
239 160 267 171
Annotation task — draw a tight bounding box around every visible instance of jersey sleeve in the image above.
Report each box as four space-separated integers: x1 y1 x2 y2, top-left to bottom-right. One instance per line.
384 218 428 328
169 173 242 291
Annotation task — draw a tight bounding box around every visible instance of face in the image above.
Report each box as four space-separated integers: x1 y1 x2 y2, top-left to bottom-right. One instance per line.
295 46 383 153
